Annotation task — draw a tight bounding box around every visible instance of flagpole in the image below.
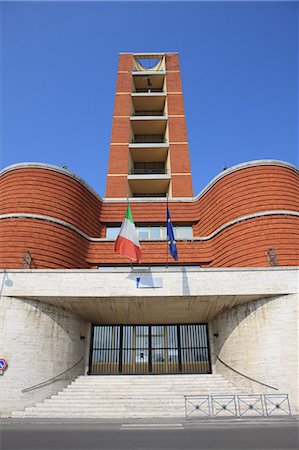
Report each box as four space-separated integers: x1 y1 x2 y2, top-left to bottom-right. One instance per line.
166 194 169 269
127 193 133 270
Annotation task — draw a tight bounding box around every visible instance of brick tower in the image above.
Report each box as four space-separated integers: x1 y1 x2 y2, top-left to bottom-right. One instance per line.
106 53 193 198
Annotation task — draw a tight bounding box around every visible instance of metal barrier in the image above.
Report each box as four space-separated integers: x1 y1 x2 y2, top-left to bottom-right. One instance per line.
185 394 291 419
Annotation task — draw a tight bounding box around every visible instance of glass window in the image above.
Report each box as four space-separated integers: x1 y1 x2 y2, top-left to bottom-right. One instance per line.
106 225 193 240
175 226 193 239
161 226 167 239
152 350 165 362
136 325 149 335
138 226 149 240
151 325 164 335
106 227 120 239
150 226 161 239
167 326 178 348
152 336 164 348
168 349 178 362
136 336 149 348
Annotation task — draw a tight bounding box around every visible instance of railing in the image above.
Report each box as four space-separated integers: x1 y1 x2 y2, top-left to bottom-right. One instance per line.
133 68 165 73
134 88 165 93
131 111 165 117
185 394 291 419
216 356 278 390
22 356 84 393
131 135 167 144
132 193 167 197
129 168 168 175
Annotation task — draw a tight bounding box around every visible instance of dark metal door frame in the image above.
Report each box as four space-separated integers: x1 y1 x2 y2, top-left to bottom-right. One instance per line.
88 323 211 375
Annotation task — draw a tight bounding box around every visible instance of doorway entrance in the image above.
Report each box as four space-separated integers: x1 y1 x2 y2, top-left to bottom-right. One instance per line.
89 324 211 375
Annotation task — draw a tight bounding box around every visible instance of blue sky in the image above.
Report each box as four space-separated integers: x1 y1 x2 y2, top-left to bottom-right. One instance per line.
1 0 298 196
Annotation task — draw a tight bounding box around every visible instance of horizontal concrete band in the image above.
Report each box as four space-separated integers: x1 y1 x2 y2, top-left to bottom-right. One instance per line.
1 266 297 300
1 160 297 204
1 210 298 243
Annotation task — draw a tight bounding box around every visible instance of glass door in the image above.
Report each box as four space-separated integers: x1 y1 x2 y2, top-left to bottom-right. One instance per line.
89 324 211 375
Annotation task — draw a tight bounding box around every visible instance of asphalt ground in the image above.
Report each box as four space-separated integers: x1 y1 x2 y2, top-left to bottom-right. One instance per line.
0 417 298 450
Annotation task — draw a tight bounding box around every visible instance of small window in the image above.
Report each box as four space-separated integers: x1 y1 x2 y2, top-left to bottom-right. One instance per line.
138 226 149 240
161 226 167 239
106 227 120 239
106 225 193 240
150 226 161 239
176 226 193 239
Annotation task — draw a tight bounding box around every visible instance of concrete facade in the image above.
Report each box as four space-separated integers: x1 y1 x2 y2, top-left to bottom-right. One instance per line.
0 267 298 415
211 293 298 412
0 295 89 415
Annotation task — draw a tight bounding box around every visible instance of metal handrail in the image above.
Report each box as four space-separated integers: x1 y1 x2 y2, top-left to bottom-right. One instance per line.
133 69 165 73
133 88 165 93
216 355 278 390
130 136 167 144
22 356 84 393
129 168 168 175
131 111 165 117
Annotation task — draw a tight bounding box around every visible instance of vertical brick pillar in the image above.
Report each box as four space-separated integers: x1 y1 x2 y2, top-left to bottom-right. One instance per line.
106 54 133 197
166 54 193 197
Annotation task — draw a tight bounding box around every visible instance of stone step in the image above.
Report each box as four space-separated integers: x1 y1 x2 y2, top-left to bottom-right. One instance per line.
11 374 245 418
69 379 229 384
37 405 183 411
77 374 221 378
54 389 239 395
12 412 183 418
26 404 185 412
55 391 242 398
63 381 237 389
70 383 221 387
62 386 236 393
24 402 185 409
73 378 224 384
58 390 241 396
68 380 233 384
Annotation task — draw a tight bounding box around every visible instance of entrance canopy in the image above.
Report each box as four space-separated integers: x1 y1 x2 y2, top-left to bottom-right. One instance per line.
1 267 296 324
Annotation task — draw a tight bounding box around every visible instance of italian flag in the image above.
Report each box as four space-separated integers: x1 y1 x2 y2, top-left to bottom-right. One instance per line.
114 204 142 263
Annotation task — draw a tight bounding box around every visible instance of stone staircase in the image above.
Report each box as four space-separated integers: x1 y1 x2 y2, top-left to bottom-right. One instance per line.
12 374 244 418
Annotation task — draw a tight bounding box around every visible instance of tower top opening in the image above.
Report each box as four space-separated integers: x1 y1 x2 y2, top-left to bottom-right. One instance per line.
134 54 165 72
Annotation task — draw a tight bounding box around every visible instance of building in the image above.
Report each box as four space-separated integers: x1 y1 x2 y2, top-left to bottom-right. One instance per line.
0 53 298 418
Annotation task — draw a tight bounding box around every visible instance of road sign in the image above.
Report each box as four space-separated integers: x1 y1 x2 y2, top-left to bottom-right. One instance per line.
0 358 7 374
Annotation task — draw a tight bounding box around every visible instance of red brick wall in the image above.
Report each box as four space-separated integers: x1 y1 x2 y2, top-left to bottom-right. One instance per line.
1 163 298 269
165 55 193 197
171 175 193 197
165 53 181 71
168 117 188 142
167 94 185 115
169 144 192 173
106 54 133 197
106 175 128 198
113 94 131 116
0 168 102 236
118 54 133 72
110 117 130 143
166 72 182 92
106 145 129 174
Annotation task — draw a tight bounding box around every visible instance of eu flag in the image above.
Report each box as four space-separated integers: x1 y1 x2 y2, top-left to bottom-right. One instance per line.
167 207 178 261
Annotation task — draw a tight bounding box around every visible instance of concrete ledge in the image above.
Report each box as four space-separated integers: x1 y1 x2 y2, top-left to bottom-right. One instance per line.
1 267 297 323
